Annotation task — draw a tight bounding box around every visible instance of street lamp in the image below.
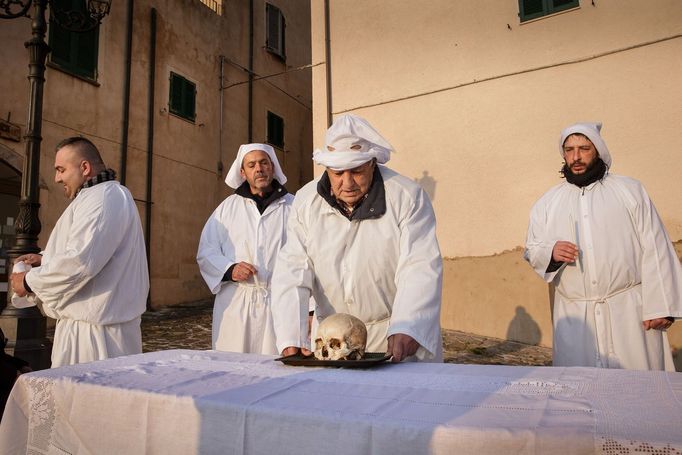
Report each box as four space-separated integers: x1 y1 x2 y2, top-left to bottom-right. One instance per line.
1 0 112 370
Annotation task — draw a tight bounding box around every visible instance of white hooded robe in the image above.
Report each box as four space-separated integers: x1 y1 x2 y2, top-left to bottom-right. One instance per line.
525 175 682 371
25 181 149 368
271 165 443 361
197 191 294 354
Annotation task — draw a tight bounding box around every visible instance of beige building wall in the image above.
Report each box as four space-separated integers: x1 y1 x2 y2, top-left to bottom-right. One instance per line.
0 0 312 309
311 1 682 350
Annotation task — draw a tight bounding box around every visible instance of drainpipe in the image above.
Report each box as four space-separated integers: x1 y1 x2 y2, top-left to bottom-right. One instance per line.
248 0 254 141
145 8 157 311
218 55 224 176
324 0 333 127
119 0 134 184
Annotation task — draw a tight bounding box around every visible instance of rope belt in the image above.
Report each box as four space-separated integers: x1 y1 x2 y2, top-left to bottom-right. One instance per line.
556 283 640 368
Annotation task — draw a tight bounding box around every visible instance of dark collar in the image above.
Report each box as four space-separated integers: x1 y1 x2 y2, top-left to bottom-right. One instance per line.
236 179 288 214
317 165 386 220
77 168 117 196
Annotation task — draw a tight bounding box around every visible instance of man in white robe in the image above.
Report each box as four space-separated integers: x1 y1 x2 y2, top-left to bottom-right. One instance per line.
271 115 443 362
197 144 293 354
525 122 682 371
10 137 148 368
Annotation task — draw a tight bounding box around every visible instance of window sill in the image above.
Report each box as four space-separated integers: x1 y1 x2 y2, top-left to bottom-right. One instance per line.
168 111 196 124
519 6 580 25
47 61 100 86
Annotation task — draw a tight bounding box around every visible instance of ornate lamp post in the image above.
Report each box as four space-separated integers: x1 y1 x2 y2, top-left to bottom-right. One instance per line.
1 0 112 369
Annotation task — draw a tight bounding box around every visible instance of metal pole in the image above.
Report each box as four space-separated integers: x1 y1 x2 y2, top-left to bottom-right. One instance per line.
1 0 53 370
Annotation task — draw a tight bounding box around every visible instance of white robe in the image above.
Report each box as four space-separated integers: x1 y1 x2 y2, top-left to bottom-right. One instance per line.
25 181 149 368
197 192 294 355
525 174 682 371
271 166 443 361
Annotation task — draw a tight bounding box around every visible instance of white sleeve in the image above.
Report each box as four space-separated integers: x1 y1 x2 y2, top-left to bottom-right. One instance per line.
270 199 315 353
26 191 128 310
387 188 443 360
633 184 682 320
524 198 565 283
196 206 235 294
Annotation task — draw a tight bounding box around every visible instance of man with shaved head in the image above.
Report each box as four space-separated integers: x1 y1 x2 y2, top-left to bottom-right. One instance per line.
10 137 148 367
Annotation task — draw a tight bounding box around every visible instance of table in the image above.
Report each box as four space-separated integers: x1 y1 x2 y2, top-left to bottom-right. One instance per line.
1 350 681 454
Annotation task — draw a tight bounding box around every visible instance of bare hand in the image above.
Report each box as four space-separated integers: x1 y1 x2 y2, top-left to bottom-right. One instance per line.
281 346 299 357
387 333 420 362
280 346 312 357
552 241 578 263
231 261 258 282
10 272 28 297
643 318 674 331
15 254 42 267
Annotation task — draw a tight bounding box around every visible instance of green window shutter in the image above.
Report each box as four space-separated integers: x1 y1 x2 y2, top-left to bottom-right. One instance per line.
169 72 196 122
519 0 579 22
48 0 99 79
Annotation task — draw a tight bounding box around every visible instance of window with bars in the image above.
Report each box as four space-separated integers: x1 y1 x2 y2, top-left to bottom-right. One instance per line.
199 0 222 15
169 72 196 122
267 111 284 149
519 0 579 22
265 3 286 60
48 0 99 80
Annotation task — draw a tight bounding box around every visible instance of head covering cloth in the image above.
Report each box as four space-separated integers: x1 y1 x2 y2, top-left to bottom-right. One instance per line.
559 122 612 168
224 143 287 189
313 114 394 171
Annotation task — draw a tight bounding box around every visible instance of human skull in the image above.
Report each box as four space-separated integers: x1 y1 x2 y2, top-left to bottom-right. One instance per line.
314 313 367 361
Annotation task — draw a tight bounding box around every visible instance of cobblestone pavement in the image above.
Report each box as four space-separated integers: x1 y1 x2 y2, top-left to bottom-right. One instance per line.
141 300 553 366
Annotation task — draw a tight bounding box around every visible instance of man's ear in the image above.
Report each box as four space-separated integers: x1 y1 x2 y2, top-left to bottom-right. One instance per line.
240 168 246 179
80 160 92 177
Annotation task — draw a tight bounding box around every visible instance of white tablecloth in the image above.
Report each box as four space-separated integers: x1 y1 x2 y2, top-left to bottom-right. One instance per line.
1 350 680 454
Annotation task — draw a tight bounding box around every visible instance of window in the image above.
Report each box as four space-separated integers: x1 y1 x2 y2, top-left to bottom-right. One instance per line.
267 111 284 149
48 0 99 79
519 0 579 22
169 72 196 122
265 3 286 60
199 0 222 15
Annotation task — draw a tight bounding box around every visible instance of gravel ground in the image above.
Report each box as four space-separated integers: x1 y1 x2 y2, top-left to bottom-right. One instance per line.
141 300 553 366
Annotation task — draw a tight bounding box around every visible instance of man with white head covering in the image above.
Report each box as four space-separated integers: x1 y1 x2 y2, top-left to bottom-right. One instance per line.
524 122 682 371
271 114 443 362
197 143 292 354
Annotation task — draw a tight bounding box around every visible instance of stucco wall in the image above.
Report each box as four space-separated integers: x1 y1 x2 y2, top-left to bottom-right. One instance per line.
311 1 682 350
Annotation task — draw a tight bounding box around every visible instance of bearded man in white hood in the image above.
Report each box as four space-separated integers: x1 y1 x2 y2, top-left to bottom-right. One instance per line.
271 115 443 362
197 144 293 354
525 122 682 371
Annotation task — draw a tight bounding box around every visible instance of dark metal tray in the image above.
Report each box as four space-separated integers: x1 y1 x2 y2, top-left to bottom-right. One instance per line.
275 352 392 368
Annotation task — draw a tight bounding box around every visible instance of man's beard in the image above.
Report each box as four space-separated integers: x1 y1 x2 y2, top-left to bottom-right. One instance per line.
561 158 607 188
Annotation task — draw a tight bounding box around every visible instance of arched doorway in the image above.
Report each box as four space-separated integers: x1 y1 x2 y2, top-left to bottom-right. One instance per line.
0 159 21 304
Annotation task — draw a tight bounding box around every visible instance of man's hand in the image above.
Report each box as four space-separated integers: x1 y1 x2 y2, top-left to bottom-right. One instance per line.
15 254 42 267
643 318 674 331
387 333 420 363
281 346 312 357
231 262 258 282
552 241 578 263
10 272 28 297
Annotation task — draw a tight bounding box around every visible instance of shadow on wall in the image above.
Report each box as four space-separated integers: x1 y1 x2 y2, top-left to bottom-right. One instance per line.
415 170 436 202
506 305 542 346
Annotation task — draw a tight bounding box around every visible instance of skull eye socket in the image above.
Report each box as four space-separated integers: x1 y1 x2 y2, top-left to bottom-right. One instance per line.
315 338 324 350
327 146 335 151
329 338 342 349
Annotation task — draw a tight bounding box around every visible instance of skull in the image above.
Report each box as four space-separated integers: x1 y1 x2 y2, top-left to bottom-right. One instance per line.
314 313 367 361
